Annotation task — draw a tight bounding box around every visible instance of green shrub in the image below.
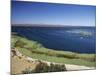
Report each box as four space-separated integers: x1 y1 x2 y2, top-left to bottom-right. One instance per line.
49 63 66 72
14 40 26 48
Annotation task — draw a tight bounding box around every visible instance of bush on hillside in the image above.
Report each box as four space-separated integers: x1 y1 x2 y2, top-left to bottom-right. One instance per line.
14 40 26 48
33 61 67 73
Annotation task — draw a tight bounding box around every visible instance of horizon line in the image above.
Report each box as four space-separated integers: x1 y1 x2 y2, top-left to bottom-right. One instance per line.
11 24 95 27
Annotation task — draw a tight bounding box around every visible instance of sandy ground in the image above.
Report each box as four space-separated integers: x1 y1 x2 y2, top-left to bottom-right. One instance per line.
11 56 37 74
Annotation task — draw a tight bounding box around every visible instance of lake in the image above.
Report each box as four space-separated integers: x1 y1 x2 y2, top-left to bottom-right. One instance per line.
12 26 96 53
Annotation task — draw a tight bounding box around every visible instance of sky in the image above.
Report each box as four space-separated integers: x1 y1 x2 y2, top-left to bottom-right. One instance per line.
11 1 96 26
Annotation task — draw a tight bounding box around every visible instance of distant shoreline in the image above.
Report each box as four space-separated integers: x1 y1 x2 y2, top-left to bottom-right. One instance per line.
11 24 95 28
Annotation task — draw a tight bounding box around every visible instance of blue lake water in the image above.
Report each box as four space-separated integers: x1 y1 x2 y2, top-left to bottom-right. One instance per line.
12 26 96 53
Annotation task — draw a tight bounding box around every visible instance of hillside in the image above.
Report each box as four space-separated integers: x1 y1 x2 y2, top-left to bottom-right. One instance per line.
11 33 95 74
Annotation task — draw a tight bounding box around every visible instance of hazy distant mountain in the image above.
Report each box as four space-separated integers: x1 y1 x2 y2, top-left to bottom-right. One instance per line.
12 24 95 28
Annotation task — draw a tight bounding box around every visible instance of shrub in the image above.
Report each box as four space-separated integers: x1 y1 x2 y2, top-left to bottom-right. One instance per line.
34 61 50 73
34 61 67 73
49 63 66 72
14 40 26 48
